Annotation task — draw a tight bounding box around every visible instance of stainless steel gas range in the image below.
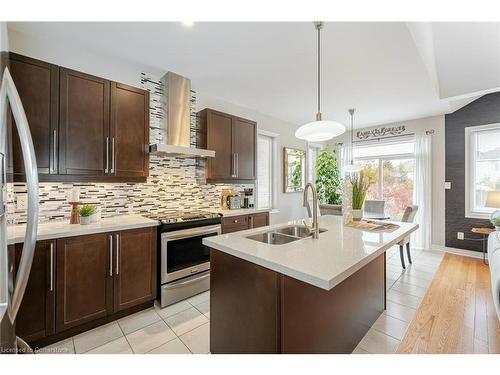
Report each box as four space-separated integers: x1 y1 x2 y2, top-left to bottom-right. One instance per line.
145 211 221 308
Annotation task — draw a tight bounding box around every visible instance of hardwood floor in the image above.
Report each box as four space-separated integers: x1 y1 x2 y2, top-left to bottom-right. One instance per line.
397 253 500 354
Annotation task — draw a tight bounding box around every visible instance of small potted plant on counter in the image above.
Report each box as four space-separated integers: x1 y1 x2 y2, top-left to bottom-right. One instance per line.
351 171 369 221
79 204 96 225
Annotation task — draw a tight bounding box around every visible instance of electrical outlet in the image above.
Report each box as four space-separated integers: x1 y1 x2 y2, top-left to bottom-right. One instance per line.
16 194 27 210
457 232 464 240
444 182 451 190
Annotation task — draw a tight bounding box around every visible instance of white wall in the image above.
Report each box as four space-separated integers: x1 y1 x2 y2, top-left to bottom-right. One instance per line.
8 26 310 224
0 22 8 52
8 28 162 87
330 115 446 247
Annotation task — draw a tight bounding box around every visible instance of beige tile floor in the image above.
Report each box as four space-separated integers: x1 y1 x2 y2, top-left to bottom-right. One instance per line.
41 246 444 354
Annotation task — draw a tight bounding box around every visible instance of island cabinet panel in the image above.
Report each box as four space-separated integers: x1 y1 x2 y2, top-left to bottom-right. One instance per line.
113 227 156 312
59 68 110 177
209 249 386 354
210 249 281 354
55 233 113 333
280 253 386 354
14 240 56 343
110 82 150 178
9 53 59 179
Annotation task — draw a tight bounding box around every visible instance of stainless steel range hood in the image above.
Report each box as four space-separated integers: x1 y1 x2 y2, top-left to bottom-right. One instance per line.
149 72 215 158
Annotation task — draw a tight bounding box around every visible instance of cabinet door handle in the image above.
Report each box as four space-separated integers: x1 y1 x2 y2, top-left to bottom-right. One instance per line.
109 235 113 276
105 137 109 174
231 154 236 178
115 233 120 275
110 137 115 174
249 215 253 229
49 242 54 291
235 153 239 177
52 130 57 173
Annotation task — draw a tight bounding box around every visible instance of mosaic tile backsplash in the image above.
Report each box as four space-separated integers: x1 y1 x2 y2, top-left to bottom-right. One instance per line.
5 73 251 225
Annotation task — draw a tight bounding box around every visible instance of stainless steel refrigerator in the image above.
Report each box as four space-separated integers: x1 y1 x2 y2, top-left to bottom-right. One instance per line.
0 62 39 353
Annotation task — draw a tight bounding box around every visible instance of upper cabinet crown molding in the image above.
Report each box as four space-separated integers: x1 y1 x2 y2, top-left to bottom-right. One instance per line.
198 108 257 183
9 53 150 183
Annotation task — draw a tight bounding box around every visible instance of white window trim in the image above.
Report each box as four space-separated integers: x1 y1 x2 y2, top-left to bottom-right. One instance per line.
353 136 416 203
465 123 500 219
256 129 280 209
307 142 323 183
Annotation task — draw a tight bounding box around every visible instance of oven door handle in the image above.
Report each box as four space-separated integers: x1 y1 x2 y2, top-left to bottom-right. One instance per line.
162 225 221 241
164 272 210 289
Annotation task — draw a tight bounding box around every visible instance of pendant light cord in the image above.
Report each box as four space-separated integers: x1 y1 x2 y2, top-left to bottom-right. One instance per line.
349 108 355 165
317 23 321 115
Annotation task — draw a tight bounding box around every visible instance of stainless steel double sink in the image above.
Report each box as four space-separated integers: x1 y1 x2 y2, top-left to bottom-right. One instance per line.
246 225 327 245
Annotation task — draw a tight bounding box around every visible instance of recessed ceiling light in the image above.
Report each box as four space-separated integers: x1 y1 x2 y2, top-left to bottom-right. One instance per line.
181 21 194 27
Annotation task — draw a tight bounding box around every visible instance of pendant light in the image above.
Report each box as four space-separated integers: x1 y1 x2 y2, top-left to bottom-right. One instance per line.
295 22 346 142
344 108 361 173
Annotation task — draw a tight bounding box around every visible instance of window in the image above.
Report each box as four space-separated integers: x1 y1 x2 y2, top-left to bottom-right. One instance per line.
257 131 278 209
465 123 500 218
353 136 415 219
307 143 322 183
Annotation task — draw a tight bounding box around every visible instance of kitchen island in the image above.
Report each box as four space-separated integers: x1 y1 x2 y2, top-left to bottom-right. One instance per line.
203 215 418 354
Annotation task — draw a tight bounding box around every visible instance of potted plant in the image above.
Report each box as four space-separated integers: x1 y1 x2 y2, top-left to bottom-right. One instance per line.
491 215 500 231
350 171 369 221
79 204 96 225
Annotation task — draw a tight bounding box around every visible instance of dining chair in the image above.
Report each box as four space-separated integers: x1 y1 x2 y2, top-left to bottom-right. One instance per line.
398 205 419 269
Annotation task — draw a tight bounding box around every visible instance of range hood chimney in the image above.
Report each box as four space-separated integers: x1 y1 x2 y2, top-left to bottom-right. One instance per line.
149 72 215 158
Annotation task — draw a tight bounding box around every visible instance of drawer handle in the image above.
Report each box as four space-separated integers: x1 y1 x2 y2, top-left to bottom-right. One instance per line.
234 220 238 223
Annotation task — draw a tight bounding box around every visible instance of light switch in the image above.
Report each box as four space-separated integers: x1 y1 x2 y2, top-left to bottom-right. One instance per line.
444 182 451 190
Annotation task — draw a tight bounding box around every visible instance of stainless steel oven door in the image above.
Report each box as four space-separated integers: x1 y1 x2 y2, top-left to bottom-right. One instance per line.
161 224 221 284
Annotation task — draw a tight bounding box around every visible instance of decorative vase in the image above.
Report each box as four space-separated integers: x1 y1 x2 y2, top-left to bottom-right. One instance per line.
79 216 92 225
352 209 363 221
342 179 353 224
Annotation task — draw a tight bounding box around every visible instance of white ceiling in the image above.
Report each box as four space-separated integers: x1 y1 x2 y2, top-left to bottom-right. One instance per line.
7 22 499 128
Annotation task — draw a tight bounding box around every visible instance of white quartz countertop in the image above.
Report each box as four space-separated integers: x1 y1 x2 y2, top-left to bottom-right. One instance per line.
205 208 271 217
7 214 159 245
203 215 418 291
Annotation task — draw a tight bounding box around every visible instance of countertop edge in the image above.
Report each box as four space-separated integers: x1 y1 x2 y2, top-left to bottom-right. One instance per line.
7 215 159 245
204 223 419 291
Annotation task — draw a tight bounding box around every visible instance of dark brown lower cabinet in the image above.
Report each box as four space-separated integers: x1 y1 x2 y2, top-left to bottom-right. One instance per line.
221 212 269 234
113 227 156 312
210 249 386 354
55 233 113 333
14 227 157 344
15 240 56 342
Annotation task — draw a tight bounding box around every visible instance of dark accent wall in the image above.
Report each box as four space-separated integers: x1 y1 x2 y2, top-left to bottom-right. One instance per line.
445 92 500 252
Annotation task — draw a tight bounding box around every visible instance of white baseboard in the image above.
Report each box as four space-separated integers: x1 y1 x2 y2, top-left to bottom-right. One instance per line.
431 244 483 259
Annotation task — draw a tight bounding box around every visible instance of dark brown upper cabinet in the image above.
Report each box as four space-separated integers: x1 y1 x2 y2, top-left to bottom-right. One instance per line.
198 108 256 183
110 82 150 178
9 53 59 178
15 240 56 343
59 68 110 177
8 53 150 182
